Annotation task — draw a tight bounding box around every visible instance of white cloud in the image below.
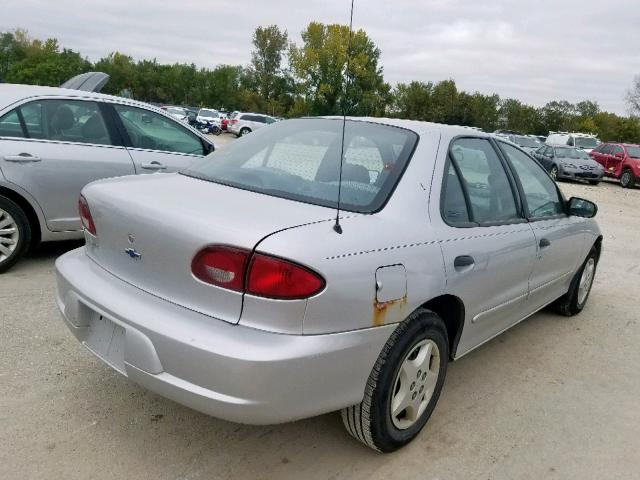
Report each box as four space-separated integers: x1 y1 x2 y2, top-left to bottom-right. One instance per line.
2 0 639 113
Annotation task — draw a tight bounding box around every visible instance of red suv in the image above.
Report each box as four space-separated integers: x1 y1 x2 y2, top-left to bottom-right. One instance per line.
589 143 640 188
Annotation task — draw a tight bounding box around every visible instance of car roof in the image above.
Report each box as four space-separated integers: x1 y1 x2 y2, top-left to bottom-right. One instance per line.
320 116 493 138
0 83 157 112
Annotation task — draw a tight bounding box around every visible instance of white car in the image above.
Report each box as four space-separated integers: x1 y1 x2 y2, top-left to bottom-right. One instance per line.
228 112 276 137
546 132 600 153
196 108 221 127
164 106 189 123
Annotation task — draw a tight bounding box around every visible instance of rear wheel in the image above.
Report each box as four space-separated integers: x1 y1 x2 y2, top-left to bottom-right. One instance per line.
341 309 448 452
239 127 251 137
553 247 598 316
620 169 635 188
0 196 31 273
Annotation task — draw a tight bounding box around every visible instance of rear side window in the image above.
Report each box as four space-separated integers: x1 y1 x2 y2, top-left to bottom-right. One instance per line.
183 118 418 213
441 162 470 225
0 110 24 138
500 143 564 219
8 100 113 145
448 138 520 225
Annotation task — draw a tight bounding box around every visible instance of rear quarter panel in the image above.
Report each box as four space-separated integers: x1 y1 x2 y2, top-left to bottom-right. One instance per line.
250 131 448 335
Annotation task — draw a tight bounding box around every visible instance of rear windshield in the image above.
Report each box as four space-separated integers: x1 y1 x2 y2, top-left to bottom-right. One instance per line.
183 118 418 213
575 137 598 148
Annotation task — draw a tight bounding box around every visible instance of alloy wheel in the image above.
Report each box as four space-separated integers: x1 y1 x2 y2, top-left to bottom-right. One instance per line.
621 171 631 187
0 207 19 263
550 166 558 180
577 258 595 305
390 339 440 430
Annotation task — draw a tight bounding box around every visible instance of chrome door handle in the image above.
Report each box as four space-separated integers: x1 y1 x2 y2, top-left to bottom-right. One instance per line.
3 153 41 162
141 161 167 170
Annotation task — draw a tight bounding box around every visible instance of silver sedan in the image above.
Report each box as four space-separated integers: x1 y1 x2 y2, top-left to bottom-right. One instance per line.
56 118 602 452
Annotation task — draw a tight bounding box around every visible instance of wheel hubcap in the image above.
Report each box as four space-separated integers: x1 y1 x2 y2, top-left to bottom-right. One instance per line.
550 167 558 180
577 258 595 305
0 208 19 262
390 339 440 430
622 172 630 186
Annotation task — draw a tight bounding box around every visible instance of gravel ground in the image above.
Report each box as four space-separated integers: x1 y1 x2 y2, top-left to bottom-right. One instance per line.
1 177 639 480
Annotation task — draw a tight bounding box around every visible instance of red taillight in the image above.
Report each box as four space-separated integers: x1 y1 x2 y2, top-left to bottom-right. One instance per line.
191 246 325 299
247 254 325 299
191 246 250 291
78 195 96 236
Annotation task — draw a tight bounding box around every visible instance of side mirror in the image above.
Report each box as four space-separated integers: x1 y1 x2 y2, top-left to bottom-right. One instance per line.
568 197 597 218
615 152 624 159
204 141 215 154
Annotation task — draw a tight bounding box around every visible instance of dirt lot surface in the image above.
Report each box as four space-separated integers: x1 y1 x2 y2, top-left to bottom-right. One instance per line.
1 177 639 480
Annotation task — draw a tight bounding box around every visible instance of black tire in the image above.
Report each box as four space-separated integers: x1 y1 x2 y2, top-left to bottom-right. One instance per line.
341 309 449 452
0 196 31 273
549 165 558 181
239 127 251 137
620 169 635 188
553 247 598 316
588 180 600 185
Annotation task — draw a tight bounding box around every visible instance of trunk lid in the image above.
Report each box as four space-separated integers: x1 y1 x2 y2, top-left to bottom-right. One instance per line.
83 173 333 323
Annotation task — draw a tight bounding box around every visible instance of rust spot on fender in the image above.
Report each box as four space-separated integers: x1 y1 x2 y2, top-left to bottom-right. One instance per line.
372 295 408 327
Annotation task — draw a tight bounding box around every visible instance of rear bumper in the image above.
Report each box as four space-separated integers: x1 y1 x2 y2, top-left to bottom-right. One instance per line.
55 247 395 424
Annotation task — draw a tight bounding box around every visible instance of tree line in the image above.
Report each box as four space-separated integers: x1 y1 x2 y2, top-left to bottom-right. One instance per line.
2 26 640 143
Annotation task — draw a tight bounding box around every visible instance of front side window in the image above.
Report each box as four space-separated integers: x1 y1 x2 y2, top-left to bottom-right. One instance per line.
600 144 613 155
183 119 418 213
0 110 24 138
613 146 624 156
500 143 564 219
449 138 520 224
626 146 640 159
114 104 204 155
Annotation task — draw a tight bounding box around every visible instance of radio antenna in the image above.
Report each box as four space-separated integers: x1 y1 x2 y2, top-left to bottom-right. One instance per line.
333 0 355 235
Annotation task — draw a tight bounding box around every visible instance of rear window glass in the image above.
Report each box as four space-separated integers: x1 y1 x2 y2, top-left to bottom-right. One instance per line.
183 118 418 213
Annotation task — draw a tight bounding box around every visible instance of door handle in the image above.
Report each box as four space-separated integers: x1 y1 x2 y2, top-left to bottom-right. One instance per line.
141 161 167 170
3 153 41 162
539 238 551 248
454 255 475 268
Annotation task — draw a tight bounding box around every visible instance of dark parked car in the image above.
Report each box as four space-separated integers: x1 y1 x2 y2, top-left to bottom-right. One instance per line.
533 145 604 185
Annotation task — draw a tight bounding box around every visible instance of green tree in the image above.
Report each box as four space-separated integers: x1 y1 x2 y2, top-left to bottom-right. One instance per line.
289 22 388 116
248 25 289 109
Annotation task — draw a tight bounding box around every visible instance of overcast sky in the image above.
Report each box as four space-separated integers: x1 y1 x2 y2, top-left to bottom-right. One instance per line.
3 0 639 114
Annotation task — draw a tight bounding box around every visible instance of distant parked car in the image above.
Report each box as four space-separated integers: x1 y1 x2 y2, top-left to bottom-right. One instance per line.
56 118 601 452
507 135 541 154
590 142 640 188
533 145 604 184
0 83 215 272
228 112 276 137
164 106 189 123
546 132 600 153
196 108 222 128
